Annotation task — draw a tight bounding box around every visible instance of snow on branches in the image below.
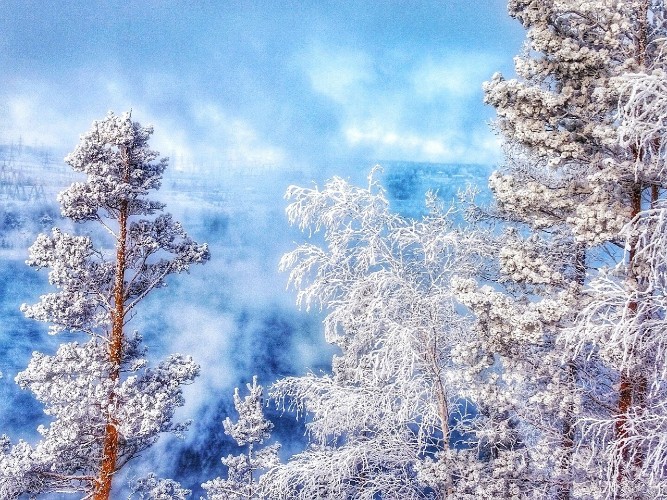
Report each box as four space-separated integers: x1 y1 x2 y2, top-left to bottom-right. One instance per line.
0 111 209 499
203 377 280 500
263 170 490 498
131 473 192 500
482 0 667 496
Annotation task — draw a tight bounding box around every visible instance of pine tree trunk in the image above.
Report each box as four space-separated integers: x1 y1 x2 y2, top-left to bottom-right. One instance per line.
615 184 642 485
558 360 577 500
558 245 585 500
94 149 130 500
615 4 650 484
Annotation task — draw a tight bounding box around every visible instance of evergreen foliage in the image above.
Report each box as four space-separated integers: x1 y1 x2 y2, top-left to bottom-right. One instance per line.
0 111 209 499
203 377 280 500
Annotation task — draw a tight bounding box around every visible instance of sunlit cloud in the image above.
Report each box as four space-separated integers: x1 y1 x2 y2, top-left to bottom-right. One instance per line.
0 75 288 173
189 102 287 170
303 46 375 104
345 125 455 157
1 88 82 153
345 123 501 164
0 75 161 155
411 53 500 100
298 43 504 164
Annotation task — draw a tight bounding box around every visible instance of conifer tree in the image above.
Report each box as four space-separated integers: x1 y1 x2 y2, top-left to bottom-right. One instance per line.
0 111 210 499
475 0 667 497
130 473 192 500
203 377 280 500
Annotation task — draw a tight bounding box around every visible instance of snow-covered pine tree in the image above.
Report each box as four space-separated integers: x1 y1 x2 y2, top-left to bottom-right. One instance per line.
475 0 666 497
0 111 209 499
130 473 192 500
203 376 280 500
451 176 587 498
568 8 667 496
261 171 488 499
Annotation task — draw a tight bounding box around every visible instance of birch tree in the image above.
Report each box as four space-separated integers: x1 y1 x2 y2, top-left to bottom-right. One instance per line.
0 111 210 499
261 171 488 499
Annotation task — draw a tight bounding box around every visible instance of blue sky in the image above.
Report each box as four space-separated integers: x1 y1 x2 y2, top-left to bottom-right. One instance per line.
0 1 524 171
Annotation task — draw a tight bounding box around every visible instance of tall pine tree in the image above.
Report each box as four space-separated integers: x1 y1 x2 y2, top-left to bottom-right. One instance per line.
477 0 667 496
0 111 209 499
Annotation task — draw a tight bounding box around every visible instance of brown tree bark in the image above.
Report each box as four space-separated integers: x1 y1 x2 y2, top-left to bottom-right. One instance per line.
557 244 585 500
615 184 642 484
93 148 131 500
614 3 651 485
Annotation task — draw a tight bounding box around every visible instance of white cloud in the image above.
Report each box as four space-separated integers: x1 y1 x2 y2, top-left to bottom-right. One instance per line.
303 46 374 103
0 75 287 174
188 101 287 170
81 78 288 171
0 75 160 155
411 53 499 100
1 46 503 172
164 306 237 419
299 43 503 165
1 88 80 153
345 123 501 164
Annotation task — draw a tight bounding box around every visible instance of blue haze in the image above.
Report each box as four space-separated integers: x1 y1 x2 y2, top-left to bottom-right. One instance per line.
0 1 524 170
0 1 527 496
0 146 492 496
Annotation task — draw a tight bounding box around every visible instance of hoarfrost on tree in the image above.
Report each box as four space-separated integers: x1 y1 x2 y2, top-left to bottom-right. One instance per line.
0 111 209 499
130 473 191 500
472 0 667 497
261 170 490 499
203 376 280 500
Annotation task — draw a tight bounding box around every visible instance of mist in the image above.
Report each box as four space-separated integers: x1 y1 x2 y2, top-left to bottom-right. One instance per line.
0 145 491 496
